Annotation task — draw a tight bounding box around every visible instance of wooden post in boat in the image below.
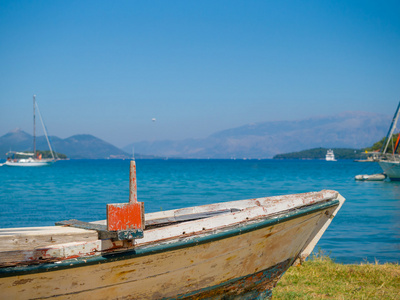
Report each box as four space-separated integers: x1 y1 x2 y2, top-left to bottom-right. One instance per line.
106 160 145 239
129 159 138 203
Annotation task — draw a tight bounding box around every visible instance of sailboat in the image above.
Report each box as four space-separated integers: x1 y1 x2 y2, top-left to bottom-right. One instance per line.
3 95 57 167
376 101 400 180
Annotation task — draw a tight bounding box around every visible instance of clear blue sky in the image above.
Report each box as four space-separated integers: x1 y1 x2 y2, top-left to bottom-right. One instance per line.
1 0 399 147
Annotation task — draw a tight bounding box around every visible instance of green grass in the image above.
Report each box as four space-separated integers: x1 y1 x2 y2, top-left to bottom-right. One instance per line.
273 251 400 299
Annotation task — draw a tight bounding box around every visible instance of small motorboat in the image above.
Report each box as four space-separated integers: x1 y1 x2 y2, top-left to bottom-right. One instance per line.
355 173 386 181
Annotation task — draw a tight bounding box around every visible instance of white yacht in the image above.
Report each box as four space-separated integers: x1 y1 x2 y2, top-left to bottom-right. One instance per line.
326 149 336 161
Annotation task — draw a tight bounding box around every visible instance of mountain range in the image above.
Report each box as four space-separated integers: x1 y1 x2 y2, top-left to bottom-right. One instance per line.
1 111 391 159
0 129 132 160
123 111 390 159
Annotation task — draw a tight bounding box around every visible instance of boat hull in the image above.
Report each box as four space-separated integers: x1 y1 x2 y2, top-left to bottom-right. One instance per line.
355 173 386 181
0 199 340 300
378 161 400 180
4 160 54 167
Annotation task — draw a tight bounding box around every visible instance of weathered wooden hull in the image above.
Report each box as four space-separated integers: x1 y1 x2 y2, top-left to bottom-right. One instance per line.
0 191 344 299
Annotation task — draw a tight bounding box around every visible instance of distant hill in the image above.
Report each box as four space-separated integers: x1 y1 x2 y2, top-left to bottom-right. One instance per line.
0 129 146 159
124 111 390 159
0 129 33 153
272 133 400 160
51 134 131 159
273 148 364 160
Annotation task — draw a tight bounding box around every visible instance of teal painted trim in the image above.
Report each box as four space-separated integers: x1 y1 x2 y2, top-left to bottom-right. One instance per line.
0 200 339 278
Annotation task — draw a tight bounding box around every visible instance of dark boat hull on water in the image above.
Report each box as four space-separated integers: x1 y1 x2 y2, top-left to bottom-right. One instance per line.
0 190 344 299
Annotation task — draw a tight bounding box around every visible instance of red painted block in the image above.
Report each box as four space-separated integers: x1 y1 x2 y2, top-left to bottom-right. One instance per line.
107 202 145 232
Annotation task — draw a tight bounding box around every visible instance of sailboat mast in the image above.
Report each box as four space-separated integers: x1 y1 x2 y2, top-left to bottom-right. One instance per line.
33 95 36 157
35 101 56 161
382 101 400 154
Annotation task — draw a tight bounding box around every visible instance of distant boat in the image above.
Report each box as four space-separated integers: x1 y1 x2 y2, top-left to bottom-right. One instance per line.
0 161 345 299
326 149 336 161
3 95 57 167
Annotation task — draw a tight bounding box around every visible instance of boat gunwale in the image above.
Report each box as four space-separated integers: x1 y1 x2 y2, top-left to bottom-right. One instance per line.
0 199 340 278
142 190 338 222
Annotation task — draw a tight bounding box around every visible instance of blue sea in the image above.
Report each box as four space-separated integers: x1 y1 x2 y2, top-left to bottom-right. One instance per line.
1 159 399 264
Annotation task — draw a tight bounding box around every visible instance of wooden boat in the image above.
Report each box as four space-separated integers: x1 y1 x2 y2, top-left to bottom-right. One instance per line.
0 162 345 299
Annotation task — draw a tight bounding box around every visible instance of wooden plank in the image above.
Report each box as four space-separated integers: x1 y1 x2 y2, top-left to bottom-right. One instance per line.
0 226 98 252
55 220 108 231
55 220 116 239
56 219 144 240
57 209 241 234
90 190 339 226
0 239 126 265
145 208 241 227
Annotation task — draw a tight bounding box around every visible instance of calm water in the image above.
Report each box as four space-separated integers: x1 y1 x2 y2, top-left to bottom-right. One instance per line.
1 159 399 264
